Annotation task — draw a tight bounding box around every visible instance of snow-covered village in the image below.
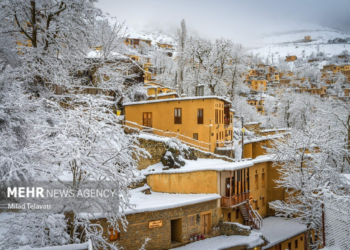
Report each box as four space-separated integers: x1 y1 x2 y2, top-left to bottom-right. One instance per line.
1 0 350 250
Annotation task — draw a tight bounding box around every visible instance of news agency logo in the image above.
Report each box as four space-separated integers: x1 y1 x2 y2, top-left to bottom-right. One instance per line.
7 187 117 198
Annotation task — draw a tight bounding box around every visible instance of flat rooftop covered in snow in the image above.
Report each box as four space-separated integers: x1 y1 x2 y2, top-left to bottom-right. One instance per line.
141 156 273 176
170 232 264 250
126 185 221 215
123 96 231 106
256 217 307 249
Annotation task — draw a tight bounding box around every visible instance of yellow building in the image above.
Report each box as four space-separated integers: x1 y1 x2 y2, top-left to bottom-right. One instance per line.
124 38 152 48
144 82 179 100
157 43 174 50
286 56 297 62
304 36 311 41
247 80 267 91
124 97 234 152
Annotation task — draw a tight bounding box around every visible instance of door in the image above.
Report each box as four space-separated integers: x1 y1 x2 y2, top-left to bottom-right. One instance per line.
143 112 152 127
201 213 211 235
171 219 182 243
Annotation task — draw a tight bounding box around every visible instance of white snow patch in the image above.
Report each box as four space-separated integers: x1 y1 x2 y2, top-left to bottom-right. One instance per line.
171 232 264 250
255 217 307 249
141 158 254 176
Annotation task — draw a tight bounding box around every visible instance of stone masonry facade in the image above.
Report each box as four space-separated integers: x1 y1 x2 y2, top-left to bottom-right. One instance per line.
94 200 219 250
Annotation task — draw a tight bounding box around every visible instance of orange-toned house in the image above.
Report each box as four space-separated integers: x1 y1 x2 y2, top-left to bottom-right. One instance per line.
124 96 234 152
124 38 152 48
246 80 267 91
286 56 297 62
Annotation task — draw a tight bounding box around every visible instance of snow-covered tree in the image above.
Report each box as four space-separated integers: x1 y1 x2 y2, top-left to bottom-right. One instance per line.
0 1 148 249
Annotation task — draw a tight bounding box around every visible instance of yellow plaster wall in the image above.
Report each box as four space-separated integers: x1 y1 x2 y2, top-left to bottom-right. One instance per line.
147 171 218 194
266 232 306 250
125 98 231 152
248 162 269 218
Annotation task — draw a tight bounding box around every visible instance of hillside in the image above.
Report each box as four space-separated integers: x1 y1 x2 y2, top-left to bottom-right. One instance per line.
126 25 177 46
249 27 350 62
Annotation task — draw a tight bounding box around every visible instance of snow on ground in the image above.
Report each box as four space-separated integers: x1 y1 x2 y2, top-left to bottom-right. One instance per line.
254 217 307 249
250 27 350 60
18 241 92 250
170 232 264 250
126 25 176 46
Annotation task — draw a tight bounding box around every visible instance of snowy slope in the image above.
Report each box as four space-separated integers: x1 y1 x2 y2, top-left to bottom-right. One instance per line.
126 25 177 46
250 26 350 60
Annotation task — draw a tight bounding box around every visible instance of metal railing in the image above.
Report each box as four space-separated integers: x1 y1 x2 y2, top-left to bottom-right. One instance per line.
123 120 211 152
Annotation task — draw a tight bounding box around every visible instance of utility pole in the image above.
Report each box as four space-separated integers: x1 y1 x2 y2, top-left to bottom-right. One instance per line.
209 119 212 152
241 116 244 159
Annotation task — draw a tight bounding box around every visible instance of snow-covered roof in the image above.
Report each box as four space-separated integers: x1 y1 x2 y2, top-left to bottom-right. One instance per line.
141 156 272 176
170 232 264 250
255 217 307 249
244 133 290 144
260 128 291 133
126 185 221 215
147 92 179 98
124 96 231 106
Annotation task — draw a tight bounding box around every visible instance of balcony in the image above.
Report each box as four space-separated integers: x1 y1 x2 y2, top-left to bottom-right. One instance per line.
221 191 250 208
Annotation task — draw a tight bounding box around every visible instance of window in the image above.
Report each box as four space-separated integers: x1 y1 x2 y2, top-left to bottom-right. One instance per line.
300 236 303 241
193 133 198 140
235 208 240 219
255 174 259 190
227 212 231 222
288 242 291 250
295 239 298 249
197 109 203 124
262 197 265 207
174 108 182 124
215 109 218 124
189 215 195 228
109 229 119 241
262 173 265 188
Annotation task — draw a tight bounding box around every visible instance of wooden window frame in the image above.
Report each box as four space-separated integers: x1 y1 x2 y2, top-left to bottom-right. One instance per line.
197 109 204 124
235 208 240 219
174 108 182 124
193 133 198 141
189 215 196 229
215 109 218 124
295 239 298 249
262 173 265 188
255 174 259 190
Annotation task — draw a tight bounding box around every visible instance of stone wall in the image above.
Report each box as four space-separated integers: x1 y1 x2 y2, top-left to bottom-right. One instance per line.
137 137 236 170
137 138 167 170
244 123 261 135
94 200 219 250
219 222 251 236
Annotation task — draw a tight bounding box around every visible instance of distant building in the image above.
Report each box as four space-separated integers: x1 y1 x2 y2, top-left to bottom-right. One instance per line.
286 55 297 62
304 36 311 41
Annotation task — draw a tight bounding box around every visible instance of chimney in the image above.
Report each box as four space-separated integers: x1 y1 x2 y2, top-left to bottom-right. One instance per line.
195 84 204 96
155 87 158 100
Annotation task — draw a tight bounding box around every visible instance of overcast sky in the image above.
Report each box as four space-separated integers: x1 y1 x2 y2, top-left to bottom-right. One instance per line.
95 0 350 46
